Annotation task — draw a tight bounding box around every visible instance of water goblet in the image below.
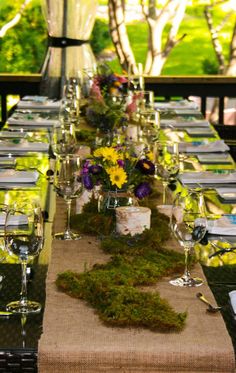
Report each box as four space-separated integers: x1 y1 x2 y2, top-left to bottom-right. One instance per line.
169 191 207 287
53 154 83 240
51 123 77 157
153 141 179 204
139 109 160 142
128 62 144 92
4 204 44 313
0 204 9 284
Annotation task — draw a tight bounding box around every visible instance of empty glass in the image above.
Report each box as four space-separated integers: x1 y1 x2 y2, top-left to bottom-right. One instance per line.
53 155 83 240
169 191 207 287
4 204 44 313
51 123 77 157
153 141 179 204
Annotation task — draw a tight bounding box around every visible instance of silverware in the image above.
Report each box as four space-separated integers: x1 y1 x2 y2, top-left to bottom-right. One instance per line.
196 292 222 313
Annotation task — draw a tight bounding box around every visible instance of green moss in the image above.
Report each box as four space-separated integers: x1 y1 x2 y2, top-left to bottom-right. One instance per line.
76 129 96 145
58 199 188 332
57 270 187 332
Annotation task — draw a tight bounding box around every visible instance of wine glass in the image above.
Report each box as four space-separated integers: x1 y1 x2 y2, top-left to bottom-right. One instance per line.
59 95 80 127
4 204 44 313
51 123 77 157
139 109 160 142
169 191 207 287
53 154 83 240
128 62 144 92
153 141 179 204
0 204 9 284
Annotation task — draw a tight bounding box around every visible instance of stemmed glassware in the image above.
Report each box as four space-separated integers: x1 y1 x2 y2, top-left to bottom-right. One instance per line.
51 122 77 157
128 62 144 92
53 155 83 240
4 204 44 313
0 204 8 284
169 191 207 287
153 141 179 204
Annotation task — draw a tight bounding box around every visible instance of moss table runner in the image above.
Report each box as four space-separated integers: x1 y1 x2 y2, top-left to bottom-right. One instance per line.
38 198 235 373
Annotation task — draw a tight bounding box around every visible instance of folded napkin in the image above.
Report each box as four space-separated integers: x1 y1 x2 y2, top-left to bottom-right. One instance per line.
160 119 210 129
0 214 28 226
215 188 236 201
155 100 199 110
17 97 61 110
229 290 236 315
186 128 215 137
8 116 60 128
0 157 16 166
197 153 232 164
22 95 48 102
0 170 39 184
0 141 49 153
178 140 229 154
207 216 236 235
0 131 26 138
179 171 236 185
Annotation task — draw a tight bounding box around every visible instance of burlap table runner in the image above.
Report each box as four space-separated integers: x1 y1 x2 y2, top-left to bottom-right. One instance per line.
38 198 236 373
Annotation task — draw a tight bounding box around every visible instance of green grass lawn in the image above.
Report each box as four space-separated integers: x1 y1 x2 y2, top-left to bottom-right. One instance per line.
105 5 235 75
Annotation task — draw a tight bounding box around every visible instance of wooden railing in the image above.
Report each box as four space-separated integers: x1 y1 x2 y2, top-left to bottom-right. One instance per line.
0 74 41 127
1 74 236 127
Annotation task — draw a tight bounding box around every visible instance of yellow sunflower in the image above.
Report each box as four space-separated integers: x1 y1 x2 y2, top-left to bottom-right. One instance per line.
107 166 128 189
100 147 119 164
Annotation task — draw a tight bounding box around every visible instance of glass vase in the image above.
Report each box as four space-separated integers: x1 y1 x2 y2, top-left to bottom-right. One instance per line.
98 189 137 213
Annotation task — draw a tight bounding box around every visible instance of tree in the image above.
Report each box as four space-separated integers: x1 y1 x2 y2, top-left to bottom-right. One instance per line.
204 0 236 122
204 0 236 75
0 0 32 38
108 0 138 73
108 0 188 75
0 0 47 73
140 0 187 75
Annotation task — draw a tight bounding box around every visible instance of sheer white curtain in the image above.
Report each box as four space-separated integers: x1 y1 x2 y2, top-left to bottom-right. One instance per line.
40 0 98 98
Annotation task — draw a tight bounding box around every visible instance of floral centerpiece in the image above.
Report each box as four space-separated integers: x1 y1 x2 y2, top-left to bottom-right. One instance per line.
81 145 155 211
85 64 128 132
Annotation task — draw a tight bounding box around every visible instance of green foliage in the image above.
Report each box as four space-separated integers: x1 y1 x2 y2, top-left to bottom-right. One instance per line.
0 1 234 75
202 58 219 74
0 0 47 73
108 5 235 75
58 201 188 332
91 19 110 56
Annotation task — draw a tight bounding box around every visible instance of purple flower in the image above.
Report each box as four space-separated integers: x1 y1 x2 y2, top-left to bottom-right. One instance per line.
117 159 125 167
89 165 103 175
136 159 155 175
134 182 152 199
83 174 94 190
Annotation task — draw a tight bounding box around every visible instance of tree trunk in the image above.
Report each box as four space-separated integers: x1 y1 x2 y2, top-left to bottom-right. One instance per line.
108 0 137 73
141 0 187 75
0 0 32 38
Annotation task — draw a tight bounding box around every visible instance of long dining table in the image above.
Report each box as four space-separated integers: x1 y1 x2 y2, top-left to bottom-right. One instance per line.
1 96 236 372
